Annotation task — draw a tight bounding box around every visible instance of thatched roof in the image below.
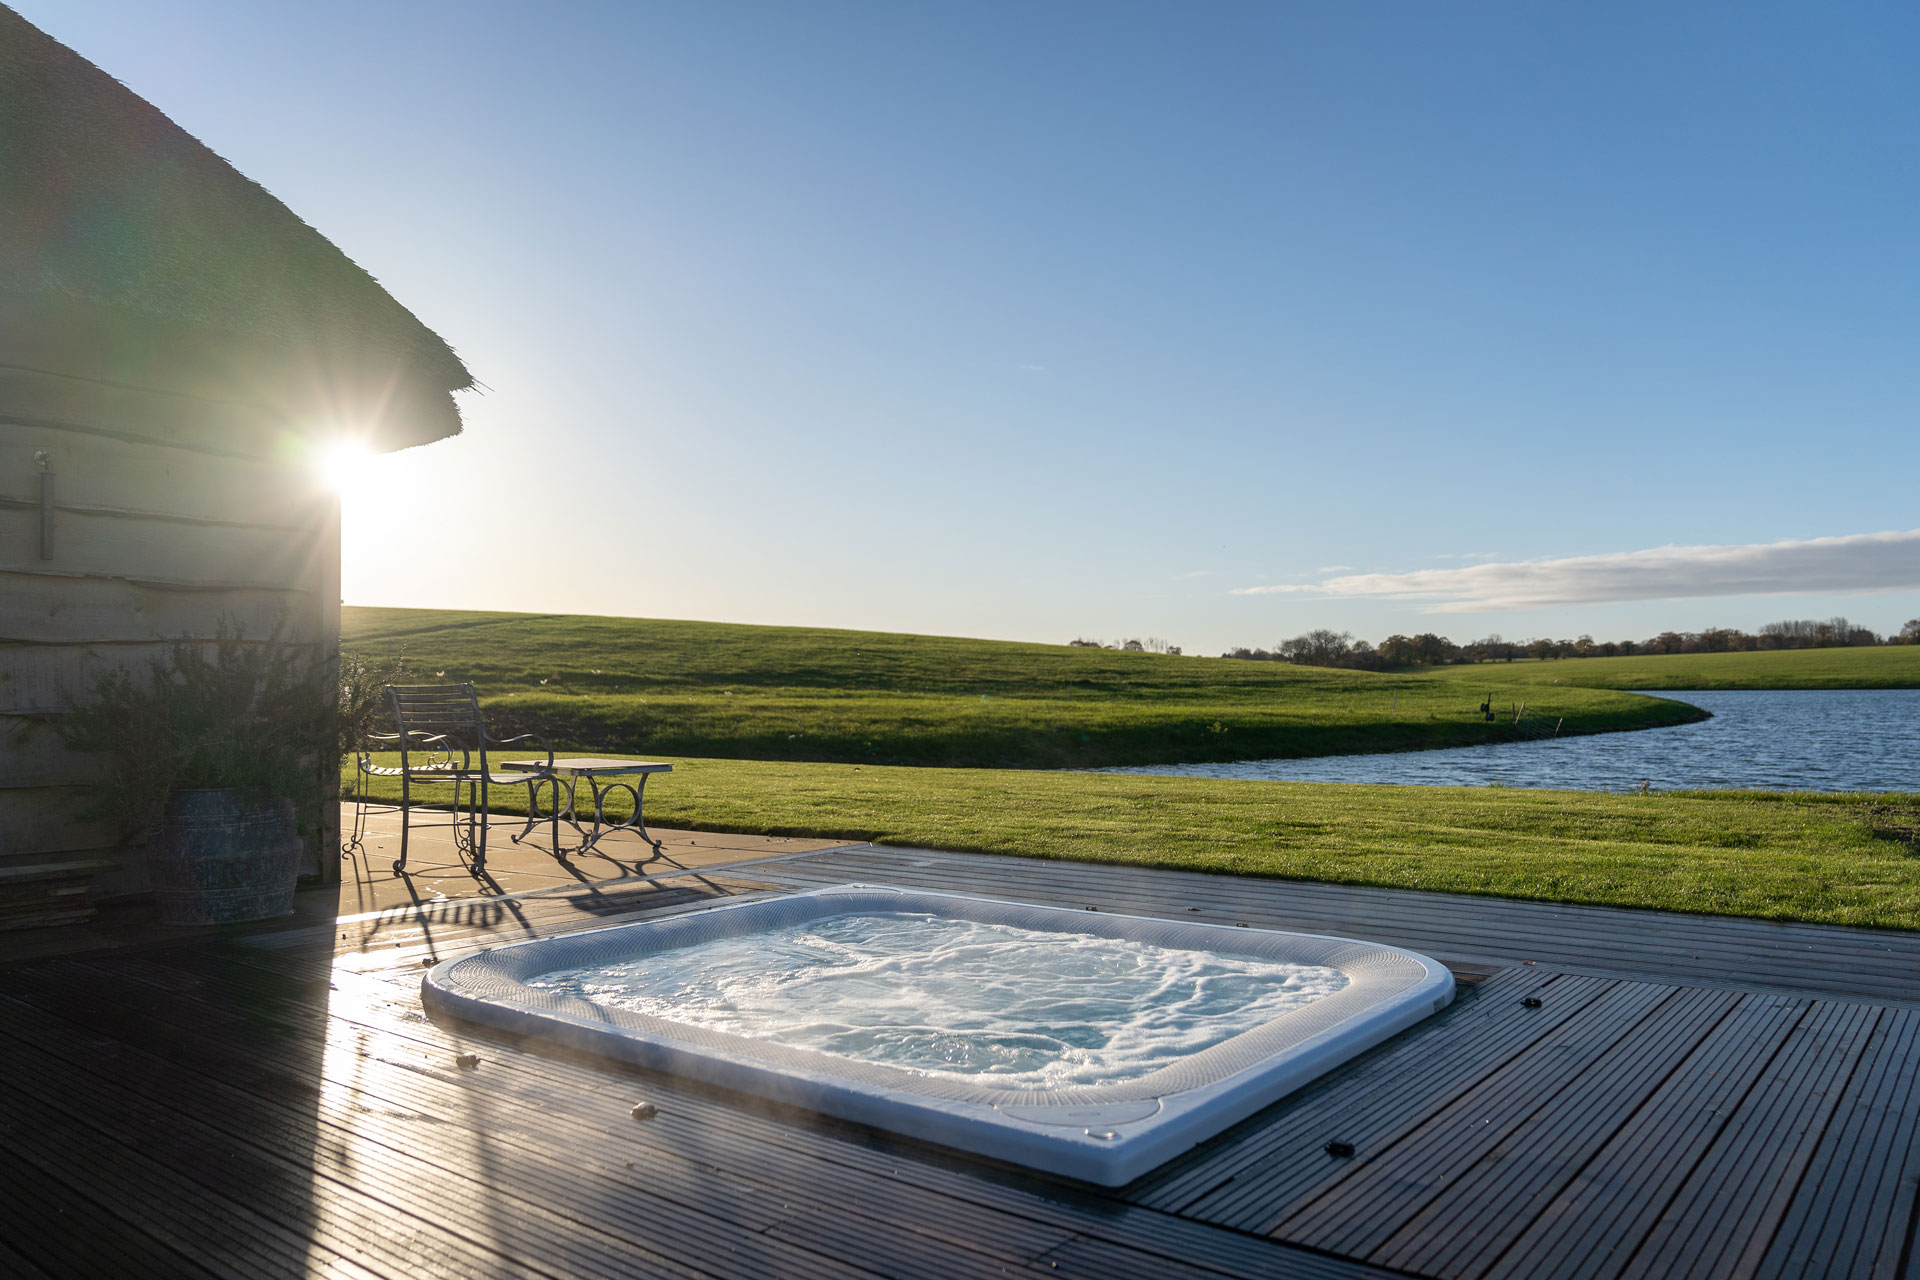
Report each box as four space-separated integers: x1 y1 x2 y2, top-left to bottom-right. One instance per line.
0 5 471 450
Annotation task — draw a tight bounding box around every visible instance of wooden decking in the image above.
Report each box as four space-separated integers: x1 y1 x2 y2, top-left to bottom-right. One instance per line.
1 843 1914 1278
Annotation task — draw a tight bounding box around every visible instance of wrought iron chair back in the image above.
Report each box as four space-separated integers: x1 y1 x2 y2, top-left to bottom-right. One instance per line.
347 682 557 876
388 683 491 767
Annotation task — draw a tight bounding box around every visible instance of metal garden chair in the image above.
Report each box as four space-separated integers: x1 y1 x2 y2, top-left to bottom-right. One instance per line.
354 683 561 875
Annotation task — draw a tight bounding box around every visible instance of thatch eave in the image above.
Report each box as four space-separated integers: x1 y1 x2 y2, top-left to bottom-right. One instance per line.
0 5 472 453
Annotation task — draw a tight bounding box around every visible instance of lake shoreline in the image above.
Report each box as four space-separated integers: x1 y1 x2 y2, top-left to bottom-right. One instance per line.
1097 688 1920 795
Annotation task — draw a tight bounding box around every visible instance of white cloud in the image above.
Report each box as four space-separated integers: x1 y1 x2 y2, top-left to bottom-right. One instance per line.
1316 564 1354 573
1232 529 1920 612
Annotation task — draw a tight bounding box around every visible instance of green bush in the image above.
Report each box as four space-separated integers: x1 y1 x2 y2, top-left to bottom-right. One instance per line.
53 619 392 845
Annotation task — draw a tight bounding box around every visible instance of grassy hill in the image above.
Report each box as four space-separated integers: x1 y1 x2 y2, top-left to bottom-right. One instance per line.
1417 645 1920 691
341 607 1699 769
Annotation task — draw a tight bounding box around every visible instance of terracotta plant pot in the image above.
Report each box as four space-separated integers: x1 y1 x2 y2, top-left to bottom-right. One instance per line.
147 789 301 926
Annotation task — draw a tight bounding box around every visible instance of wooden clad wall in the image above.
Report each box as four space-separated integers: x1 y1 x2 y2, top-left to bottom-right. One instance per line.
0 368 340 918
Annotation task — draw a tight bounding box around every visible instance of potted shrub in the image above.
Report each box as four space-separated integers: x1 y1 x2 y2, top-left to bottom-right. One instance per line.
57 619 339 926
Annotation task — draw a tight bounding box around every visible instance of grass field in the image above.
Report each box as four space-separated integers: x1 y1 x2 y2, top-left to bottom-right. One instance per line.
342 609 1920 928
352 757 1920 930
1420 645 1920 690
342 607 1699 769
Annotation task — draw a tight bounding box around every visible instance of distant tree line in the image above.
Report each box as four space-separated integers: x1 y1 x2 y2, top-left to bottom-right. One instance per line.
1069 636 1182 655
1223 616 1920 670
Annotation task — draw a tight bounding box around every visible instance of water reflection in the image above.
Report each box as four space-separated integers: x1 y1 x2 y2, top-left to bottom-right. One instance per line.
1103 689 1920 793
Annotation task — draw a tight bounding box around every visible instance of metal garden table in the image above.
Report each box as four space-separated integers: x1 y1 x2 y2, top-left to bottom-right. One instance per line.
502 757 673 857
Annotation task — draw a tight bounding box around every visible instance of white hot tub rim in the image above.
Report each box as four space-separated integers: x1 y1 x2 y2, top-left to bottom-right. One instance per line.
423 883 1452 1111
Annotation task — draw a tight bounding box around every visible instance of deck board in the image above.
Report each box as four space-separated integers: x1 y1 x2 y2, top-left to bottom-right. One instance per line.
1361 985 1742 1276
0 1030 573 1280
1 844 1915 1279
0 1237 57 1280
1759 1008 1920 1279
0 1143 223 1280
1479 992 1809 1280
1275 981 1689 1258
0 933 1368 1277
0 980 1024 1280
0 1094 398 1280
1026 1231 1389 1279
1138 972 1618 1226
1626 999 1884 1279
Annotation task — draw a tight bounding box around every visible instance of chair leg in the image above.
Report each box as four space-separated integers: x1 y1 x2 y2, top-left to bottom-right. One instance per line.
475 774 489 874
344 771 367 857
396 773 411 874
457 779 475 863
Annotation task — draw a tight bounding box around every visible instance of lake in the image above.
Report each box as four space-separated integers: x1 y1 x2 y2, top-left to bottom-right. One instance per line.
1103 689 1920 793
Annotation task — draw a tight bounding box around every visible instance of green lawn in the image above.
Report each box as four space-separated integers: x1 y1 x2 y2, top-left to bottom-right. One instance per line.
343 607 1697 769
351 756 1920 930
1418 645 1920 690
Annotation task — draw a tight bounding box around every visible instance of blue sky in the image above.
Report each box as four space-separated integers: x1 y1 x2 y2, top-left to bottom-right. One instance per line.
26 1 1920 652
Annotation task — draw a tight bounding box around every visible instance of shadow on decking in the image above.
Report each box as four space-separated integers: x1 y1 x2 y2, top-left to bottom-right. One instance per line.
3 836 1918 1278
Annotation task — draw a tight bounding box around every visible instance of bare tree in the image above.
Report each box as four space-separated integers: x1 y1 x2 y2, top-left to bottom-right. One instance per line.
1278 629 1354 667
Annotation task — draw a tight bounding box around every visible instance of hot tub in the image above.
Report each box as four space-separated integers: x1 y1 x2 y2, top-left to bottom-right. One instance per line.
423 884 1453 1185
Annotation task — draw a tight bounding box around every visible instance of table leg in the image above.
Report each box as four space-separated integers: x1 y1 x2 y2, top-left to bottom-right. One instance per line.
572 773 665 859
554 772 588 854
581 775 619 855
510 774 566 852
630 771 665 856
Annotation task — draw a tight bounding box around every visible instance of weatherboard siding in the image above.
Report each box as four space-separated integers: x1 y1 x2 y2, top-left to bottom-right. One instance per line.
0 506 326 593
0 788 115 863
0 390 340 913
0 416 324 524
0 571 300 645
0 720 97 789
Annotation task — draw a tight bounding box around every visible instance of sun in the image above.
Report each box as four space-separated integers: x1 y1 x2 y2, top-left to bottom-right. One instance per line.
316 439 375 493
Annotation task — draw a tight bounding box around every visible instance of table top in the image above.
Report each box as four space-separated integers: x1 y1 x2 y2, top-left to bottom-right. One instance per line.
502 758 673 776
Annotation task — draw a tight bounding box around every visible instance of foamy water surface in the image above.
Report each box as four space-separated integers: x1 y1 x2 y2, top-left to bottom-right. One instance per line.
527 912 1347 1090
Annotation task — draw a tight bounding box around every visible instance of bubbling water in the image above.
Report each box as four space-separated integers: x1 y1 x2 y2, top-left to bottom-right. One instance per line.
528 912 1348 1090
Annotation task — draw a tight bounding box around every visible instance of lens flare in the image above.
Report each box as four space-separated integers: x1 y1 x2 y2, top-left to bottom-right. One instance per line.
316 439 374 493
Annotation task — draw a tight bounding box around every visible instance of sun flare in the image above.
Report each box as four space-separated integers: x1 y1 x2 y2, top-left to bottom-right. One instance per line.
316 439 375 493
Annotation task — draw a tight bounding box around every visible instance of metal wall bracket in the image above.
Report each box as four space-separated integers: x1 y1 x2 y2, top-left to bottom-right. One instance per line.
33 449 53 559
